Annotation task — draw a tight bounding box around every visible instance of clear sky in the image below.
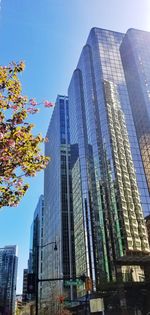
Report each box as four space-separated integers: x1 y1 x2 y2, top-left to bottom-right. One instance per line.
0 0 150 294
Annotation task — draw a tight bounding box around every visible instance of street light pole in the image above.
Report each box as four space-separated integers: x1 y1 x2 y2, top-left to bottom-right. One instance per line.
35 241 57 315
35 245 39 315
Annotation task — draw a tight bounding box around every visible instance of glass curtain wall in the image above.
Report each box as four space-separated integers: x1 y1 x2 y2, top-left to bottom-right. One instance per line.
68 28 150 296
120 28 150 194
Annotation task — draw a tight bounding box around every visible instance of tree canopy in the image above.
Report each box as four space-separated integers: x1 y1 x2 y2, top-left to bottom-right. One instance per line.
0 61 53 208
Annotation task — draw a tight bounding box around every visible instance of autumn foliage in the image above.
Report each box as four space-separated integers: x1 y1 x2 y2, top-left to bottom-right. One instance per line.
0 61 53 208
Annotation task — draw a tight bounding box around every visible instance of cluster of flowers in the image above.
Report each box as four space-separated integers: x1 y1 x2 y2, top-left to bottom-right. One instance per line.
0 61 54 208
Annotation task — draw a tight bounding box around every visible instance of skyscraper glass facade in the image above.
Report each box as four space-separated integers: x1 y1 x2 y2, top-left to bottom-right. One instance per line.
68 28 150 295
0 246 18 315
43 95 75 308
120 28 150 193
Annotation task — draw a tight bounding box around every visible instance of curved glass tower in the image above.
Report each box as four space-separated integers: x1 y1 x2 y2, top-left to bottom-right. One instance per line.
68 28 150 295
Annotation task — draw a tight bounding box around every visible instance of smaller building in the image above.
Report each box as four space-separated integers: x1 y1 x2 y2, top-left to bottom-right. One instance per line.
0 245 18 315
15 295 22 314
28 195 44 307
22 269 28 302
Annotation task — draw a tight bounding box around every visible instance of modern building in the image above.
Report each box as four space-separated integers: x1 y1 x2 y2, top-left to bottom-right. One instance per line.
68 27 150 297
0 246 18 315
43 95 75 311
28 195 44 303
120 28 150 193
22 269 28 302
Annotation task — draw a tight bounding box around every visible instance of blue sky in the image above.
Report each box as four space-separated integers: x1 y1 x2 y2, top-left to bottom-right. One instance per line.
0 0 150 293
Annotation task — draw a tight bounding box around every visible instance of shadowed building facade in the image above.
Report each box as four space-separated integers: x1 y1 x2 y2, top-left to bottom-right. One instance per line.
28 195 44 307
43 95 75 312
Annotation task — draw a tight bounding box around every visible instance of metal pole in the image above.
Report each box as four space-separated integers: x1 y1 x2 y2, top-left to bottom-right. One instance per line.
85 291 88 315
35 245 39 315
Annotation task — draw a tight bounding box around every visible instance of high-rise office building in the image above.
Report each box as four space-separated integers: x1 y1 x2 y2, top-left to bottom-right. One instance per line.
43 95 75 308
0 246 18 315
120 28 150 193
68 27 150 295
28 195 44 303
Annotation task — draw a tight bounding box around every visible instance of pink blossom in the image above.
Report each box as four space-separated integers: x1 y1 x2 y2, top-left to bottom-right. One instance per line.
44 101 53 108
11 203 18 207
18 191 24 195
0 133 4 140
15 130 23 137
4 177 11 181
27 107 33 112
1 156 9 161
27 108 39 114
16 180 23 187
11 105 18 110
7 139 15 147
29 98 37 106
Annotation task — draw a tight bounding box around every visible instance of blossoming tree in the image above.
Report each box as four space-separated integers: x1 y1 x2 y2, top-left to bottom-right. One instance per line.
0 61 53 208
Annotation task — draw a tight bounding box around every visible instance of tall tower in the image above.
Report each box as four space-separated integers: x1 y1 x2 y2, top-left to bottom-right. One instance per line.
120 28 150 193
0 246 18 315
43 96 75 309
68 28 150 295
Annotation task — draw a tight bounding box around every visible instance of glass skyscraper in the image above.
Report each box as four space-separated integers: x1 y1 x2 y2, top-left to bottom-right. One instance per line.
68 27 150 295
43 95 75 310
120 28 150 193
0 246 18 315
